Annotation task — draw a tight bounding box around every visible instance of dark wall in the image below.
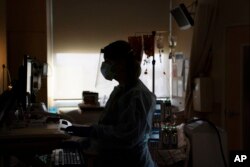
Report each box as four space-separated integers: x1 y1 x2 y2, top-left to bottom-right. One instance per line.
6 0 47 104
0 0 7 94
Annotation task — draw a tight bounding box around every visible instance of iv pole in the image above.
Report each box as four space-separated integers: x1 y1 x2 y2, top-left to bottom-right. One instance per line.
152 31 156 94
152 2 173 94
169 0 172 39
133 30 166 94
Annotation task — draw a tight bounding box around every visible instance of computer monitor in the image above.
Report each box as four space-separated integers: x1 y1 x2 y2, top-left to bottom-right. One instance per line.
0 55 47 124
17 55 32 111
18 55 45 111
171 3 194 30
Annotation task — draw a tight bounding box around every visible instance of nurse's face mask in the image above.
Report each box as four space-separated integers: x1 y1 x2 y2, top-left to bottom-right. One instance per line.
101 61 115 81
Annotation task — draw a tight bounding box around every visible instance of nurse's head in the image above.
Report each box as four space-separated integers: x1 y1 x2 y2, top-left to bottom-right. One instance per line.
100 40 141 85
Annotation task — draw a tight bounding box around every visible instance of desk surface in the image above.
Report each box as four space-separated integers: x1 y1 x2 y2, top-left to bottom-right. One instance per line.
0 123 68 139
0 123 70 154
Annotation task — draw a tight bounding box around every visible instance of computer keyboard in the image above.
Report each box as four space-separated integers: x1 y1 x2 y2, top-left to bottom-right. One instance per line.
51 148 85 166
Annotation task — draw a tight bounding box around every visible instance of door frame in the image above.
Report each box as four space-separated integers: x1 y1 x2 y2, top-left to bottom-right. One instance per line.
225 24 250 151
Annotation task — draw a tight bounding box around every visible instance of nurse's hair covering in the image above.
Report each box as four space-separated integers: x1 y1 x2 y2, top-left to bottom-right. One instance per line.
101 40 141 80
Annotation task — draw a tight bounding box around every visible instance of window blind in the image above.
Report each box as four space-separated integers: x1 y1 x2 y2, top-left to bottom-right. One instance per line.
51 0 171 104
53 0 170 53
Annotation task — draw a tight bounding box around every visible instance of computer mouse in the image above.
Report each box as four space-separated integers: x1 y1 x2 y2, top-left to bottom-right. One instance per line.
59 119 72 131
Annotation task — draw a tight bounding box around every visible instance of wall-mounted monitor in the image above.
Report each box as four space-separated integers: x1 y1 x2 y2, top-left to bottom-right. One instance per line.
171 3 194 30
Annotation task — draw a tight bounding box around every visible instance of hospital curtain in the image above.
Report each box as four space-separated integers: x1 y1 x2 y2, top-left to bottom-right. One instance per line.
185 0 218 118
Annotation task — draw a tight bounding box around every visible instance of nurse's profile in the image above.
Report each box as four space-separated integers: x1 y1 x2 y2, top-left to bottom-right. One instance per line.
66 40 157 167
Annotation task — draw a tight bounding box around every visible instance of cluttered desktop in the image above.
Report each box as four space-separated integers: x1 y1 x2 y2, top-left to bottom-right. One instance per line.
0 55 87 167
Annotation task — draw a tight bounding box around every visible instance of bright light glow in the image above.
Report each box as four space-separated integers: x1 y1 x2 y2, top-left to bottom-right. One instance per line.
140 53 171 98
53 52 171 101
54 53 100 99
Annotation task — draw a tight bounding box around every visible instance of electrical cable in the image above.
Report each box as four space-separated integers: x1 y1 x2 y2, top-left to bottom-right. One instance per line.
1 65 13 91
2 64 5 92
185 118 228 167
6 67 12 89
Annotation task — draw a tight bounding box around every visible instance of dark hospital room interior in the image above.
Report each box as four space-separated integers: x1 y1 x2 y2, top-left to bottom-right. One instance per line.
0 0 249 167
